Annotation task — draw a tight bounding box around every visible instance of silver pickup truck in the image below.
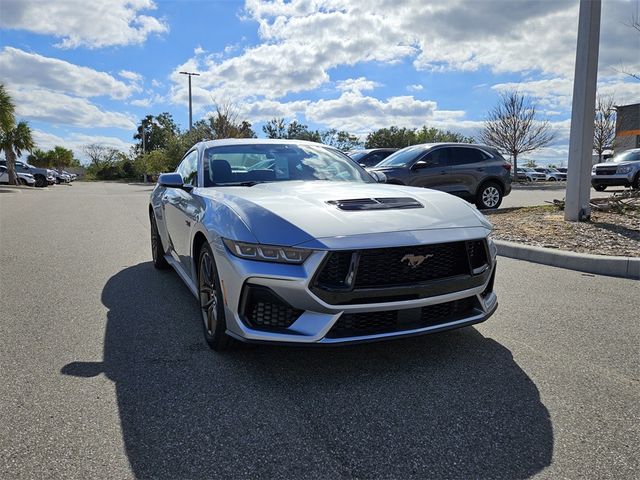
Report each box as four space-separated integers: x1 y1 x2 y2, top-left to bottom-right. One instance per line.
0 160 55 187
591 148 640 191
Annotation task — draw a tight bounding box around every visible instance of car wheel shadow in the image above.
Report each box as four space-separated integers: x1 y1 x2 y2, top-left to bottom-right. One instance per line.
62 262 553 479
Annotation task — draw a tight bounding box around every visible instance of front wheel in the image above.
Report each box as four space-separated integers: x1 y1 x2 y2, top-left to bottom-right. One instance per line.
593 185 606 192
34 174 47 188
198 244 233 351
150 212 169 270
475 182 503 210
633 174 640 190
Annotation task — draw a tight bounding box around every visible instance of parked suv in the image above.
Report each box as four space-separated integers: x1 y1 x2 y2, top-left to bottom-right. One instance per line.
591 149 640 191
0 160 55 187
534 167 566 181
347 148 398 168
370 143 512 209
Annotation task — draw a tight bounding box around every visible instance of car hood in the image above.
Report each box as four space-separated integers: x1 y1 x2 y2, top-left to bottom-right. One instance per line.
198 181 490 246
594 161 635 168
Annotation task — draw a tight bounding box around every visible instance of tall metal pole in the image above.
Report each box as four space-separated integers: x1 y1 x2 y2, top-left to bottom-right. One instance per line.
565 0 601 222
179 71 200 131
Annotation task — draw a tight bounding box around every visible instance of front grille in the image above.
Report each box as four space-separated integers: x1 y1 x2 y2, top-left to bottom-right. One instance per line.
326 297 479 338
355 243 470 287
241 285 303 329
316 241 477 290
595 167 617 175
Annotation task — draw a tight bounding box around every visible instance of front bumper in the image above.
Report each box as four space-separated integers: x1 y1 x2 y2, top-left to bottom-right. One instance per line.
591 173 634 187
213 232 498 345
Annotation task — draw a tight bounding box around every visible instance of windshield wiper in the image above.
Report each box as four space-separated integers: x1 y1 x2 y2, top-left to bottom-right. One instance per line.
215 181 264 187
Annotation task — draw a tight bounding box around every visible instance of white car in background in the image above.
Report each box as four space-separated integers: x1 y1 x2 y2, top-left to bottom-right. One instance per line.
0 165 36 186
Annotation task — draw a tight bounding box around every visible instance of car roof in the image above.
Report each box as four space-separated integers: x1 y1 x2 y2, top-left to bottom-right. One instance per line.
195 138 328 150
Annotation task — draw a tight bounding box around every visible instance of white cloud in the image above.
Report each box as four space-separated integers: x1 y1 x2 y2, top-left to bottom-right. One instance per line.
336 77 381 93
0 0 168 48
0 47 139 99
8 86 136 130
407 84 423 92
119 70 143 84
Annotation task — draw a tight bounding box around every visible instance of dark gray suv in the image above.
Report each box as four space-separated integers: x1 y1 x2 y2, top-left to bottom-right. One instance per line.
370 143 512 209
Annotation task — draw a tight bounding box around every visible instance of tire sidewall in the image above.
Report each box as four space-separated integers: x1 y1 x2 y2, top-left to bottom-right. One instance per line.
198 244 229 348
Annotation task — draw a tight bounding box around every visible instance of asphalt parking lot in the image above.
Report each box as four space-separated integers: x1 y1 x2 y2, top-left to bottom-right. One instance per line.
1 182 638 479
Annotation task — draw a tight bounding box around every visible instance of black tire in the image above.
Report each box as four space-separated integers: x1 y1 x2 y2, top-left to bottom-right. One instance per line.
548 177 557 182
19 178 28 186
150 212 170 270
34 174 47 188
475 181 503 210
633 173 640 190
198 243 234 351
593 185 606 192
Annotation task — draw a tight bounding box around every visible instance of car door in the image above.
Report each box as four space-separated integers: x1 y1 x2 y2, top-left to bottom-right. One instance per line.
406 147 453 191
447 146 487 198
162 150 200 275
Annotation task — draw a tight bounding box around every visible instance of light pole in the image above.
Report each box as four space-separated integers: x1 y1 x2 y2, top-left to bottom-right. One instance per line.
179 71 200 130
565 0 601 221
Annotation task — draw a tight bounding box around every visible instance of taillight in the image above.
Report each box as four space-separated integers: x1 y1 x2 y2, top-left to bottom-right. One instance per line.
502 163 512 172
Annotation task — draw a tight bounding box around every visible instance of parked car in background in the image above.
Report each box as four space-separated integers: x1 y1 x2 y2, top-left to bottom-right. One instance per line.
591 148 640 191
346 148 398 168
556 167 568 174
369 143 512 209
534 167 566 181
149 139 498 349
0 160 55 187
516 167 546 182
0 165 36 186
53 170 72 184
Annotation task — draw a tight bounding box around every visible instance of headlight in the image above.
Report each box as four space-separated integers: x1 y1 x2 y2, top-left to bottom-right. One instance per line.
617 166 632 174
487 235 498 259
222 239 312 264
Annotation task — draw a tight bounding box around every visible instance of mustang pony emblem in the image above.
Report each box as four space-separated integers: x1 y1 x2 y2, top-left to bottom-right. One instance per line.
401 253 433 269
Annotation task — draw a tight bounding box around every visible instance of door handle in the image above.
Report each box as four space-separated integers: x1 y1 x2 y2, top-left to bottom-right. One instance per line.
439 170 447 175
476 168 485 172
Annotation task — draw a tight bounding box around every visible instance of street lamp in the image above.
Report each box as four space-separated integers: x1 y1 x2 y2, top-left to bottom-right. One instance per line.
179 71 200 131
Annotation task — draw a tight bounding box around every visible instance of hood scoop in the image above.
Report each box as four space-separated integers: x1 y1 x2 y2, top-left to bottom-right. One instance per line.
326 197 424 211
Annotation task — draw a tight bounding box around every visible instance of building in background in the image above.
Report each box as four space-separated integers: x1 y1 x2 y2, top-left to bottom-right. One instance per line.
614 102 640 153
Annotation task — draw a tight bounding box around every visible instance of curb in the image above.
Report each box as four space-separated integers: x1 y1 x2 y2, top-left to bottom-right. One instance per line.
495 240 640 280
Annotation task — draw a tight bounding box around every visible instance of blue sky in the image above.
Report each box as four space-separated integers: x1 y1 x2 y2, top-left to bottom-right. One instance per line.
1 0 639 165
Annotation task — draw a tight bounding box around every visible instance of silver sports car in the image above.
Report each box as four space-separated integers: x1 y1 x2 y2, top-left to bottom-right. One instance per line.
149 139 498 349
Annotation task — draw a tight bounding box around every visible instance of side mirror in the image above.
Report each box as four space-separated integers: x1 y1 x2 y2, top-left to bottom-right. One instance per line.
158 173 193 192
411 160 429 170
369 170 387 183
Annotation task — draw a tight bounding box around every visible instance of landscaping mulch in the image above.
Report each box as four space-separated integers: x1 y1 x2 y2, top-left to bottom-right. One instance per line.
485 203 640 258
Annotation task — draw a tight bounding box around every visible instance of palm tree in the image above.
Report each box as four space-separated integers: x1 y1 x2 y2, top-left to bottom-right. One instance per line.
1 121 35 185
0 84 16 134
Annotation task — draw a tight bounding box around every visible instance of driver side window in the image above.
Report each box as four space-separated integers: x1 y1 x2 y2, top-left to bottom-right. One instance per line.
422 148 450 167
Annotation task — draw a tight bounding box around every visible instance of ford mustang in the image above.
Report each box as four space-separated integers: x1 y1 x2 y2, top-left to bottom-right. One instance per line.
149 139 498 349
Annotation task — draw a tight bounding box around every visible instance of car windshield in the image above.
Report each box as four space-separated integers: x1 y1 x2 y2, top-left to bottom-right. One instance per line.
202 143 373 187
376 145 424 167
347 151 367 161
612 150 640 163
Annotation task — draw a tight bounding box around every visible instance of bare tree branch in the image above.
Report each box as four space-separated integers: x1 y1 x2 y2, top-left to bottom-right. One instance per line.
480 90 556 177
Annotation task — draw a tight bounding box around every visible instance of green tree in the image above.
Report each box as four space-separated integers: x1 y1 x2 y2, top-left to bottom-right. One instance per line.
1 120 35 185
320 129 363 151
28 148 53 168
262 118 287 138
523 159 537 168
133 112 180 155
415 126 474 144
365 126 417 148
0 84 15 135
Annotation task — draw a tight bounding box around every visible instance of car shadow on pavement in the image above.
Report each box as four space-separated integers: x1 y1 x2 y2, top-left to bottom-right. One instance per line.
62 262 553 479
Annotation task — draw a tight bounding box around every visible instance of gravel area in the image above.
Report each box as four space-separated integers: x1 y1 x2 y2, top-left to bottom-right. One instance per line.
485 205 640 257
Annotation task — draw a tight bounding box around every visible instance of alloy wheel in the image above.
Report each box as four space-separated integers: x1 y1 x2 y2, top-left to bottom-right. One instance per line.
482 186 500 208
199 251 218 336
